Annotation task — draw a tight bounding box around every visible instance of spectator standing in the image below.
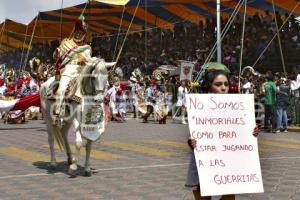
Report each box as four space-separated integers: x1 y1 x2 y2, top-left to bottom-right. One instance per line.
262 72 277 132
274 78 290 133
290 67 300 125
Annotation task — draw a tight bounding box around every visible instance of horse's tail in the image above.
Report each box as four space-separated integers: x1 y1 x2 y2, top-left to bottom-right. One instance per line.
52 125 66 151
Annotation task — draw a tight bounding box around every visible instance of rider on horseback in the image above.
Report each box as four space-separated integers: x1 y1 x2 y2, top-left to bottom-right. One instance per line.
51 15 92 124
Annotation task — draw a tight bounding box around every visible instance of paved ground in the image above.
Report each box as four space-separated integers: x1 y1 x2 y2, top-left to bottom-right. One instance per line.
0 118 300 200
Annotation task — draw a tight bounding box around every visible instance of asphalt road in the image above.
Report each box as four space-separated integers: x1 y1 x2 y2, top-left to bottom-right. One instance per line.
0 118 299 200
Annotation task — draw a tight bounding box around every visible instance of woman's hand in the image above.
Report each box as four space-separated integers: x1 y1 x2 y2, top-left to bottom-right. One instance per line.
187 137 197 150
253 124 260 137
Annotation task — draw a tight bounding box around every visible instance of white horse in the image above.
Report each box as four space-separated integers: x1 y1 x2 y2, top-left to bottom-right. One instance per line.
40 58 112 176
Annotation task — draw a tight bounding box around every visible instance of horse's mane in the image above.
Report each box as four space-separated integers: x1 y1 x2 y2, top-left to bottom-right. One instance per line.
81 58 107 95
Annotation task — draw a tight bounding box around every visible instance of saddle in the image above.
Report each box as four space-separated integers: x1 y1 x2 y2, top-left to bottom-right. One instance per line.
47 79 81 103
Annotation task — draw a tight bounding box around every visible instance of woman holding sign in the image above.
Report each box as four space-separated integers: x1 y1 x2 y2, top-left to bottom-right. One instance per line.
185 62 260 200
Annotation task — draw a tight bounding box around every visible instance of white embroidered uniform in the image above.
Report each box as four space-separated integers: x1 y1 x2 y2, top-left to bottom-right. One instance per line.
176 86 187 107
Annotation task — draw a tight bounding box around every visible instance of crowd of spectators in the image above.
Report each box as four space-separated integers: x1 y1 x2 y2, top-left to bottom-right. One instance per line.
1 11 300 78
1 11 300 127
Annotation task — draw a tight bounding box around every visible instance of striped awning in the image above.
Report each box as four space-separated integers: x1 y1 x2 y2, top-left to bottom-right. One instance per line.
1 0 300 52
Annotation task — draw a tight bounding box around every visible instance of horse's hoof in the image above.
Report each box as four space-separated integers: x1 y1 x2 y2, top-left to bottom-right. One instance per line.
84 170 92 177
68 163 78 176
68 168 77 176
48 165 56 171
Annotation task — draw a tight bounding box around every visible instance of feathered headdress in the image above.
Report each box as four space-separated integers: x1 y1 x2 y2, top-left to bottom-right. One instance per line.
74 14 88 34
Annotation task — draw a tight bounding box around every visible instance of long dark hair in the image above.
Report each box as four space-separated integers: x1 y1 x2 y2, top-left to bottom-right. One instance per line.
200 70 231 93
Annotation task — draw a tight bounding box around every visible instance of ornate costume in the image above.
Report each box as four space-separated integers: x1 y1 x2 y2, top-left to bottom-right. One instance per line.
130 68 146 117
143 80 157 123
52 15 92 119
154 90 169 124
176 86 187 107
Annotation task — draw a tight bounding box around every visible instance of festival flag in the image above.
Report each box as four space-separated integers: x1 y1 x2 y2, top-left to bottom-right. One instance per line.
0 93 40 112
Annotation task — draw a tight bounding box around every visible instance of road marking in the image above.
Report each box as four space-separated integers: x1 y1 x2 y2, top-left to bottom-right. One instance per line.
259 140 300 150
0 146 51 162
41 144 122 160
0 173 63 179
146 140 188 149
0 163 188 179
264 137 300 145
102 141 180 156
1 156 300 180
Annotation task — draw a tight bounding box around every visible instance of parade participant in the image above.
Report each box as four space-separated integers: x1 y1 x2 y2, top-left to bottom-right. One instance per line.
106 76 123 122
143 79 157 123
5 81 16 99
185 62 260 200
51 15 92 122
0 79 7 99
129 68 144 118
155 86 168 124
176 79 188 124
16 76 24 90
25 74 39 92
15 76 24 98
115 82 128 122
241 76 254 94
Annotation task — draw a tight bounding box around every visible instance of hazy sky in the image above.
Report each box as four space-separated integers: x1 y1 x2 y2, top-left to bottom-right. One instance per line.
0 0 86 24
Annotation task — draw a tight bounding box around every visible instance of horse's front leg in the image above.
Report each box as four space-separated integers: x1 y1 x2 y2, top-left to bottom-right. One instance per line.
68 118 83 176
84 139 92 176
45 111 57 170
47 126 57 170
60 122 76 175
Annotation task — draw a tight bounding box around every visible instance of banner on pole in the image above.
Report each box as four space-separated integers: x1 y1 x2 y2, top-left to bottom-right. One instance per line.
180 61 194 81
186 94 264 196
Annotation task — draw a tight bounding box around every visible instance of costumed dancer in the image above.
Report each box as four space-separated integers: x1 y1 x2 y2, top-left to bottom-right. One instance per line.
5 81 16 99
176 80 188 124
115 81 128 122
51 15 92 123
155 86 168 124
143 79 157 123
0 78 6 100
106 76 122 122
129 68 144 118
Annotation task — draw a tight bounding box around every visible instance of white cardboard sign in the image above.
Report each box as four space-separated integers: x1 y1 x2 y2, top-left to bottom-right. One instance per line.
186 94 264 196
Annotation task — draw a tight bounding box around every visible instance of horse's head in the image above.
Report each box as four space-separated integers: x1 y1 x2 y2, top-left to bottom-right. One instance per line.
81 57 115 101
